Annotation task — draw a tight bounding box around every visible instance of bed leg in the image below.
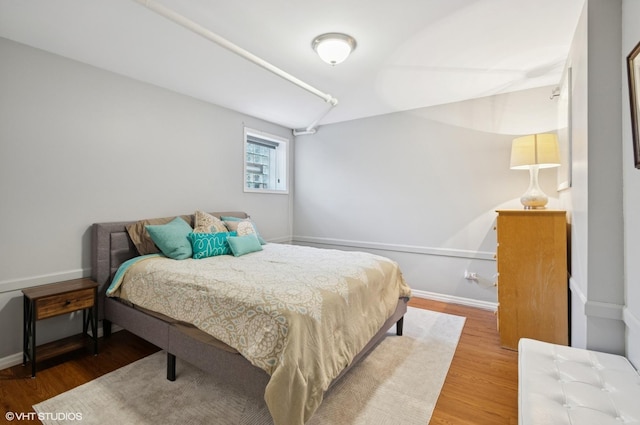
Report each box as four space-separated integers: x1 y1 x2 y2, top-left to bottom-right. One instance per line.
167 353 176 381
102 320 112 338
396 317 404 336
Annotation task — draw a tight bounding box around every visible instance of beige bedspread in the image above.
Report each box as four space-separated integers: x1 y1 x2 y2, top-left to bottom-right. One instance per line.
110 243 411 425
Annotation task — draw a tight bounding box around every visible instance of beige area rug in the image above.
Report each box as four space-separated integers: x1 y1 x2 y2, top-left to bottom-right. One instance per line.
34 307 465 425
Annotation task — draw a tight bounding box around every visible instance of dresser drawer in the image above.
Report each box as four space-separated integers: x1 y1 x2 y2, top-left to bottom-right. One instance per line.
35 288 95 320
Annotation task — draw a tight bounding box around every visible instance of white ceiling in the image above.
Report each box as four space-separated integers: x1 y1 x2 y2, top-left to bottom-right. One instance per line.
0 0 585 130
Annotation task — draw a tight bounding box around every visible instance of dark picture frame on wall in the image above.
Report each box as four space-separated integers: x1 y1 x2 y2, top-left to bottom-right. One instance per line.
627 40 640 169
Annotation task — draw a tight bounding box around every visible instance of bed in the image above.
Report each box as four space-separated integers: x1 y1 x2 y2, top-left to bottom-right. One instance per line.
91 211 411 425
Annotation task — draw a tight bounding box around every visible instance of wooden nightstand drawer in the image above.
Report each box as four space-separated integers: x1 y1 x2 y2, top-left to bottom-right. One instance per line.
35 288 95 320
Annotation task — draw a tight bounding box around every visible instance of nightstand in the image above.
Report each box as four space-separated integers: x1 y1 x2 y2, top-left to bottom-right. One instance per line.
22 278 98 377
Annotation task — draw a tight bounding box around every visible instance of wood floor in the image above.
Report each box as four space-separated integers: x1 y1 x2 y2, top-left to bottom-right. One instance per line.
410 298 519 425
0 299 518 424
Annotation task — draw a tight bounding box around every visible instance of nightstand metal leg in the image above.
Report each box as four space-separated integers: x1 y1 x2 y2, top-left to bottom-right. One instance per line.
31 305 36 378
82 308 88 334
82 306 98 355
23 296 37 376
22 296 28 366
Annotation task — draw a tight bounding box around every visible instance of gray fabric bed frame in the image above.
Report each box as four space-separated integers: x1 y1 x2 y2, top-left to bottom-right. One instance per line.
91 211 408 403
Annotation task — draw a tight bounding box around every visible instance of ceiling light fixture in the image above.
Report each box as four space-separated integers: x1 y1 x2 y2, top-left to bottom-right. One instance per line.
312 33 357 66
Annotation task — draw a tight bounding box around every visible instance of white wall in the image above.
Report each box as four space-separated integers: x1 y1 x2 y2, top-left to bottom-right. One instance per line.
622 0 640 367
293 86 559 307
560 0 627 356
560 0 589 350
0 38 293 362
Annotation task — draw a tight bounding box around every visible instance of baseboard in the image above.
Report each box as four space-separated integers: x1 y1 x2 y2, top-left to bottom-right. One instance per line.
0 352 24 372
411 289 497 311
624 308 640 368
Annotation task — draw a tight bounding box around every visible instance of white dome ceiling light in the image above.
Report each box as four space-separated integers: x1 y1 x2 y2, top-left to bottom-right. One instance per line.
312 33 357 66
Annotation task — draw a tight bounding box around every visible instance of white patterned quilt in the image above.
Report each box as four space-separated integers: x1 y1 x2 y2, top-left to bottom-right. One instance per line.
108 243 411 425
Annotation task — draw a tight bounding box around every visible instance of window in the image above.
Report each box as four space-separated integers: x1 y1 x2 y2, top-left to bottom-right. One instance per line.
244 127 289 193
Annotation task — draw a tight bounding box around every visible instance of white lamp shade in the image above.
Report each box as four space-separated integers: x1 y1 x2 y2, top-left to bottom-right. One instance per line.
312 33 356 65
510 133 561 170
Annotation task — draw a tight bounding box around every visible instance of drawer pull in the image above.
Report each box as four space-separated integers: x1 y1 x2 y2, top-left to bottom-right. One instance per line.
64 300 71 306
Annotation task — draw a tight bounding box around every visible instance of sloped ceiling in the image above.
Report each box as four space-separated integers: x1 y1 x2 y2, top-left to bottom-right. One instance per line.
0 0 584 130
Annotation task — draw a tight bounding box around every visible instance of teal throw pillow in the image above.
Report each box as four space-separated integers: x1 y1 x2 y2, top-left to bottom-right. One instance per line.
227 234 263 257
188 231 236 259
145 217 193 260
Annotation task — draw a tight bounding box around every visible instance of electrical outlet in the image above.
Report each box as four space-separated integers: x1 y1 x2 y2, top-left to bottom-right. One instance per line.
464 271 479 281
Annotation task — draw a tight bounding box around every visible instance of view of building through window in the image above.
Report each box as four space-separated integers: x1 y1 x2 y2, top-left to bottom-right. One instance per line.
245 139 275 189
244 128 288 193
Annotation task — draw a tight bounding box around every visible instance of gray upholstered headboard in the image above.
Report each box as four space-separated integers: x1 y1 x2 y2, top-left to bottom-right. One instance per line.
91 220 137 286
90 211 250 300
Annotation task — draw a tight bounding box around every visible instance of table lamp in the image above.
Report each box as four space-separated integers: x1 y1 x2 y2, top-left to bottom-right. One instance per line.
510 133 560 209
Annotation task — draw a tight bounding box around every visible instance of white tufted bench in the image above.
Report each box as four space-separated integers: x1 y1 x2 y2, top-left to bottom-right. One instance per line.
519 338 640 425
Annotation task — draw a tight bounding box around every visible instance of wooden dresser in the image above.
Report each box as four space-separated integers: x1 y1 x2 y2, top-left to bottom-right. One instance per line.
495 210 568 350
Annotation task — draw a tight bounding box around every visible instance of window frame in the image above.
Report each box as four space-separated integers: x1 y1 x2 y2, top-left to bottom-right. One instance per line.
243 127 289 194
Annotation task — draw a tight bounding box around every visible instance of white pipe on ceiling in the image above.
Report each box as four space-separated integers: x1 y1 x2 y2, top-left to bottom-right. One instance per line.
292 104 335 135
132 0 337 133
